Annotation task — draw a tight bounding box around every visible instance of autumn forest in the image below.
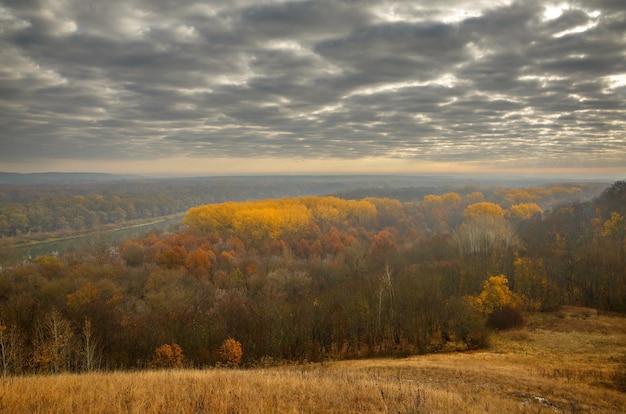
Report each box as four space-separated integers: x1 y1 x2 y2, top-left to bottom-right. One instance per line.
0 176 624 375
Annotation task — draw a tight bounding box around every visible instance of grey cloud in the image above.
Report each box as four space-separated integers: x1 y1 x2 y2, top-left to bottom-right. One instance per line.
315 22 467 76
240 0 372 39
548 9 591 32
0 0 625 170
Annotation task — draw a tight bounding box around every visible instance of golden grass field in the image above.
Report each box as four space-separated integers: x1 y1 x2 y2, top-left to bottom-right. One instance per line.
1 306 625 413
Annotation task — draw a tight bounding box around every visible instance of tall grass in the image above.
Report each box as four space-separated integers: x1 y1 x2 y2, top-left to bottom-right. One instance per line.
1 306 625 413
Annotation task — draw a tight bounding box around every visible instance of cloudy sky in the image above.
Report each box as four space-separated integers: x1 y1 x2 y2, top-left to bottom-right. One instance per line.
1 0 625 176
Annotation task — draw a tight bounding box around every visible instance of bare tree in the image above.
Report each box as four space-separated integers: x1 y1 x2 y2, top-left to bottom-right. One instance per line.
378 265 395 334
33 310 74 374
79 318 101 372
0 320 24 376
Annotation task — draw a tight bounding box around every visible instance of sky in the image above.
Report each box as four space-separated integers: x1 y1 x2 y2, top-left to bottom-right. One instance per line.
0 0 625 177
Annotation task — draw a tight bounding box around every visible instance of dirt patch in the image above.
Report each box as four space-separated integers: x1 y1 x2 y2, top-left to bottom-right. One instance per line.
526 306 626 334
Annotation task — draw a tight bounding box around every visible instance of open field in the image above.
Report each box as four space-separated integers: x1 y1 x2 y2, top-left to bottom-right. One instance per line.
1 306 625 413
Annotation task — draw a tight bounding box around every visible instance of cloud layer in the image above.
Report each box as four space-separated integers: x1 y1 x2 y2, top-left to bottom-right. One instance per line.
1 0 625 174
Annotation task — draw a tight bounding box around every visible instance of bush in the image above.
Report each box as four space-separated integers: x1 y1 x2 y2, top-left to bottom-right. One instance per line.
487 305 524 330
152 343 185 368
218 338 243 367
447 298 490 350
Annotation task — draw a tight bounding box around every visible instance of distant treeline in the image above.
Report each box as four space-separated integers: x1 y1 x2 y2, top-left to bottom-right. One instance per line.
0 180 623 375
0 175 606 238
0 176 402 237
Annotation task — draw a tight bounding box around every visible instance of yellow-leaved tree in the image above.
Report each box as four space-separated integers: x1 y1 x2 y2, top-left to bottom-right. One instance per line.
463 202 505 220
508 203 542 221
468 275 524 330
469 275 518 315
603 212 625 239
513 257 559 311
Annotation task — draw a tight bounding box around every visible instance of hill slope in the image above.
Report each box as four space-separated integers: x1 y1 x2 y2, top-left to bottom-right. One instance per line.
1 307 625 413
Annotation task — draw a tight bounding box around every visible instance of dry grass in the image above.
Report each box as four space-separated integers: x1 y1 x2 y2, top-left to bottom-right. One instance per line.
2 306 626 413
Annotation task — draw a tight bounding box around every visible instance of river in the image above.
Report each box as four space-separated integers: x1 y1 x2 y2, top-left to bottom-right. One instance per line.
16 215 183 260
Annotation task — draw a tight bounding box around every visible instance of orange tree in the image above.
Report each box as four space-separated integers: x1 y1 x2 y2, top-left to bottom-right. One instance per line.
218 338 243 367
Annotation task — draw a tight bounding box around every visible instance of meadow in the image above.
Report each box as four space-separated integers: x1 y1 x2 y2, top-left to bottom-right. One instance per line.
1 306 625 413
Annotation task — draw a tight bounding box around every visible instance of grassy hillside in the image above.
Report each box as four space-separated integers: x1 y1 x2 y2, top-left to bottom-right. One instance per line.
1 306 625 413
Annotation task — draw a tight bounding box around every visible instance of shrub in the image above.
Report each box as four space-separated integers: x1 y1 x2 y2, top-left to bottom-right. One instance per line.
487 305 524 330
152 343 185 368
447 298 490 350
218 338 243 367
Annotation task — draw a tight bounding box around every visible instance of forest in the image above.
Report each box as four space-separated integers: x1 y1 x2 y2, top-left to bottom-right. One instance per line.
0 174 417 239
0 174 603 239
0 178 624 375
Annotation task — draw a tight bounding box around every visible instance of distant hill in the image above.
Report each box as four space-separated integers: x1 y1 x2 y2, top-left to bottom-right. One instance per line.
0 172 142 185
